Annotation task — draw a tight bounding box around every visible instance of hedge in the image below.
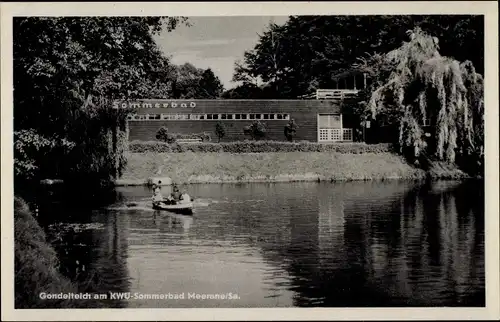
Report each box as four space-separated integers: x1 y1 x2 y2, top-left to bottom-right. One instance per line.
129 140 393 154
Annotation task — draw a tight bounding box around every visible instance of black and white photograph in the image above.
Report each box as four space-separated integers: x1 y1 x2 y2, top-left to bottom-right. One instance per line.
1 1 499 321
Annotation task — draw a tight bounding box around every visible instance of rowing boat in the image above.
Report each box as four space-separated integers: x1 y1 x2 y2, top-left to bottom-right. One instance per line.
152 201 194 215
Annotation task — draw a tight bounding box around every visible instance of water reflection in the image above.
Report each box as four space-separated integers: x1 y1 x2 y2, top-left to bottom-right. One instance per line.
46 210 131 308
41 180 484 308
152 212 194 234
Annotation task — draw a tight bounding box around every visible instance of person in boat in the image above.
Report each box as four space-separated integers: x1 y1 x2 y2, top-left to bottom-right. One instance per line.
152 185 164 204
179 188 191 204
153 181 162 194
170 184 182 202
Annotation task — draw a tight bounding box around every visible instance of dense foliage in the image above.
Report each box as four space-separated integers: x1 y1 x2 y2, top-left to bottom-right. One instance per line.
358 28 484 175
156 127 177 144
243 121 268 140
129 140 392 154
14 129 75 181
13 17 188 187
171 63 224 99
14 197 79 308
215 122 226 142
284 119 299 142
228 15 483 99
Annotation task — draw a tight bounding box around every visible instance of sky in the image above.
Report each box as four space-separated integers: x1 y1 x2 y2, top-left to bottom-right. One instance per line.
154 16 289 91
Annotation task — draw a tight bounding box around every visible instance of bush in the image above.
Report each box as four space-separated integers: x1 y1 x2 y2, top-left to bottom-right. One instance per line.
129 140 393 154
215 122 226 142
156 127 176 144
243 121 267 140
284 119 299 141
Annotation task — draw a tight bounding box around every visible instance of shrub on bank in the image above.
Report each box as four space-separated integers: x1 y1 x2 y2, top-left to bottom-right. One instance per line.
243 121 267 140
155 127 176 144
14 197 79 308
129 140 393 154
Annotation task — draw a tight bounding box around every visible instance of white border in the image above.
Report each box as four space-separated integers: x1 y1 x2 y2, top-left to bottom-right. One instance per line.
1 2 499 321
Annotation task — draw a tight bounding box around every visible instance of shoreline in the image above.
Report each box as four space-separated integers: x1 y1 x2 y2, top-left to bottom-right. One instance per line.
116 152 472 186
113 175 469 187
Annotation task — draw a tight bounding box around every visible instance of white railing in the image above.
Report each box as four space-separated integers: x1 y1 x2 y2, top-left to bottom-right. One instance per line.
316 89 359 100
318 128 353 142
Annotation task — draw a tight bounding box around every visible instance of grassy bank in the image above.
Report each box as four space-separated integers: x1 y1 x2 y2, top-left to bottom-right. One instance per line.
120 151 469 185
14 197 80 308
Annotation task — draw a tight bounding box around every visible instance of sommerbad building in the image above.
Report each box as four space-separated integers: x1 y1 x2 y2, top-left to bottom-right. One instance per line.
119 72 368 143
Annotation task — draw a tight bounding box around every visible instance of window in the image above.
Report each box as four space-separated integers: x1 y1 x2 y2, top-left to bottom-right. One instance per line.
319 129 329 141
343 129 353 141
331 129 342 141
127 112 293 122
318 114 341 129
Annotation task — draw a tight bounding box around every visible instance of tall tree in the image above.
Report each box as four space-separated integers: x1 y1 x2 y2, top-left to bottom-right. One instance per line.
233 15 484 99
359 28 484 175
196 68 224 98
171 63 224 99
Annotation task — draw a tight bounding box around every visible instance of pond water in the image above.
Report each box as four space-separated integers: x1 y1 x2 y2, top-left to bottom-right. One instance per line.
39 180 485 308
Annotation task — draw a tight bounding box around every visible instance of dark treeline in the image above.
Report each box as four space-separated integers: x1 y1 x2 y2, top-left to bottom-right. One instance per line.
224 15 483 99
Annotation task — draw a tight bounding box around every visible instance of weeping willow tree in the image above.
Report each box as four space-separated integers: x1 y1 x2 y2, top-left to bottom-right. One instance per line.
357 27 484 175
61 95 131 187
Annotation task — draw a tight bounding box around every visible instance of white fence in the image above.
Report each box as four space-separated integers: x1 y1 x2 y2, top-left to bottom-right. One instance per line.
318 128 353 142
316 89 359 100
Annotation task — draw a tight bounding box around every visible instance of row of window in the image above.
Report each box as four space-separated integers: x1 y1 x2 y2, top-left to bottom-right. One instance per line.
127 113 291 121
318 129 353 142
